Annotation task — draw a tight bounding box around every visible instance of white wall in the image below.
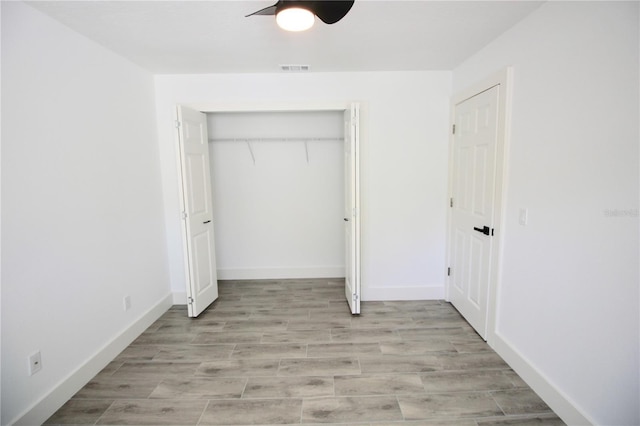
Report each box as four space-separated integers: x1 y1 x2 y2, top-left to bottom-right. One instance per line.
208 111 345 279
1 3 172 425
453 2 639 425
155 71 451 301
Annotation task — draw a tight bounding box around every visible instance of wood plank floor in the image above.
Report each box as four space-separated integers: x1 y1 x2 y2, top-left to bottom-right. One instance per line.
45 279 565 425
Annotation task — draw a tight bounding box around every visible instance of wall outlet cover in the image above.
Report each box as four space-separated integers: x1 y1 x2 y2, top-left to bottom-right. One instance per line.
29 351 42 376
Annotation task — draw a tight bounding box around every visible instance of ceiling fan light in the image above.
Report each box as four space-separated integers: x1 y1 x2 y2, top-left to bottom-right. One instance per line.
276 7 315 32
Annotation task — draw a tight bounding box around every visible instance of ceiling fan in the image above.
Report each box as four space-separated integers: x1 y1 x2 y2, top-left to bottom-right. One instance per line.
246 0 355 31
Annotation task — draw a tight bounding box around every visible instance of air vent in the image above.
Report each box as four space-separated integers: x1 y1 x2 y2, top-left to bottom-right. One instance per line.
280 64 310 72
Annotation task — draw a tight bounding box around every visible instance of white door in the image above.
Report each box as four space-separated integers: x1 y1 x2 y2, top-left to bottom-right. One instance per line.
176 106 219 317
344 104 361 314
449 86 500 339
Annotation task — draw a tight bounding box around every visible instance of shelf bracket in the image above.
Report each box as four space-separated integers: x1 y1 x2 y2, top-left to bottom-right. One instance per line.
304 140 310 164
246 140 256 165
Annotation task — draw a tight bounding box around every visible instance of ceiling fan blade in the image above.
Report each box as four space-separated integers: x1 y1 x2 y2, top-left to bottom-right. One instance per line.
245 2 278 17
311 0 354 24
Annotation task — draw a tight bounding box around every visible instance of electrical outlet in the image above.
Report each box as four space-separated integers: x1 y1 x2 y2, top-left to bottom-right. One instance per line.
29 351 42 376
123 295 131 312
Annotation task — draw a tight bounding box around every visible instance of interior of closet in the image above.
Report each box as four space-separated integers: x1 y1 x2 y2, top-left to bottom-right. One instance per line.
206 110 346 280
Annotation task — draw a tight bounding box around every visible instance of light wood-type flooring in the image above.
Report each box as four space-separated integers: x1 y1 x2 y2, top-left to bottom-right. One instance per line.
46 279 564 425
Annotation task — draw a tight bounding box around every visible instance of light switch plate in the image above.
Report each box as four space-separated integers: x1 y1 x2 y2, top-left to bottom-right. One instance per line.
519 208 528 226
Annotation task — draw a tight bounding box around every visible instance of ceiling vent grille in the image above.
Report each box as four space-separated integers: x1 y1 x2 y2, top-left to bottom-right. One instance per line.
280 64 310 72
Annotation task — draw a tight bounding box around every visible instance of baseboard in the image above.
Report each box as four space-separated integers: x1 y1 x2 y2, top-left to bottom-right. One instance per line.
491 331 594 426
362 285 445 301
12 293 173 426
216 267 345 281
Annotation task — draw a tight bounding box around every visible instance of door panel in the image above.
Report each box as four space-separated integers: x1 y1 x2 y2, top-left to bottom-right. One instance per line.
457 146 471 211
473 146 489 215
452 229 467 294
177 106 219 317
344 104 361 315
469 236 484 305
193 231 214 294
449 86 500 339
186 154 209 214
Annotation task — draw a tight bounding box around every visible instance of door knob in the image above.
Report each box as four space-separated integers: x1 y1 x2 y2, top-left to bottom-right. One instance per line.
344 218 349 222
473 226 491 236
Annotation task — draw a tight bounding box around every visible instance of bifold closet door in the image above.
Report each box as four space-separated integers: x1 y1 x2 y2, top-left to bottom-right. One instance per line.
344 103 361 315
176 105 219 317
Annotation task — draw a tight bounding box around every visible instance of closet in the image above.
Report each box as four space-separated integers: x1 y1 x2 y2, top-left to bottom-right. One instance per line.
206 111 345 281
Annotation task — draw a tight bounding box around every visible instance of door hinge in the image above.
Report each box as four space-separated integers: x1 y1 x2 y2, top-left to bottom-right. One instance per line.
175 120 181 129
187 297 194 305
452 124 456 135
450 198 453 208
354 293 359 301
181 211 187 220
447 267 451 277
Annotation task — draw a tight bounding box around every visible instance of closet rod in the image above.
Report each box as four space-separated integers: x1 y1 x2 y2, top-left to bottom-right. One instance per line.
208 137 342 143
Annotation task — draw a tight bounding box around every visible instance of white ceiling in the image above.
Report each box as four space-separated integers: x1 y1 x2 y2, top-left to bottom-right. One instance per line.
27 0 544 74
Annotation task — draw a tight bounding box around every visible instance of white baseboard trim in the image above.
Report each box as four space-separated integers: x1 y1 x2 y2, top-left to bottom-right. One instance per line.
216 267 345 281
363 285 445 301
12 293 173 426
491 331 594 426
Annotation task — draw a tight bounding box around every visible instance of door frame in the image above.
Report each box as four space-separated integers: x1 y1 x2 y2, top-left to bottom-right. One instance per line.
445 68 513 346
174 100 362 305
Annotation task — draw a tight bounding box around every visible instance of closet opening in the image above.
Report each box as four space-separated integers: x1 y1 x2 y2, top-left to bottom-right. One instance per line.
206 110 346 281
176 103 360 317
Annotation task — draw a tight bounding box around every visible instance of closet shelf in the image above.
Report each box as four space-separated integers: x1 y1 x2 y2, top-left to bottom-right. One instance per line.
208 137 342 143
208 137 342 165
